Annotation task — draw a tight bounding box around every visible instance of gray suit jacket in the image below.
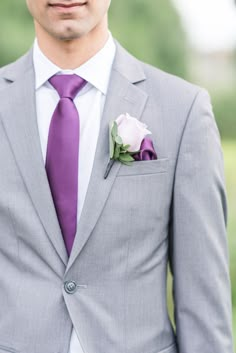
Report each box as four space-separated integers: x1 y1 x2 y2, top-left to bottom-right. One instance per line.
0 42 234 353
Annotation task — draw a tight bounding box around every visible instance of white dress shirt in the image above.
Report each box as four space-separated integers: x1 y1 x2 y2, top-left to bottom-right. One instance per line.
33 34 116 353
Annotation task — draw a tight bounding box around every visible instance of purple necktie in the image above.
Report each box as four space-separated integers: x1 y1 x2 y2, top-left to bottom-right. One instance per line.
46 74 86 255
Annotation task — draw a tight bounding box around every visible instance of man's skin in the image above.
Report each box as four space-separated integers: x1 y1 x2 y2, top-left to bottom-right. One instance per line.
26 0 111 68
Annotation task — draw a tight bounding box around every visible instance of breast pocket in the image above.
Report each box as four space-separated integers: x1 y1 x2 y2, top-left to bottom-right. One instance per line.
117 158 169 177
100 157 172 277
106 157 171 235
113 158 171 212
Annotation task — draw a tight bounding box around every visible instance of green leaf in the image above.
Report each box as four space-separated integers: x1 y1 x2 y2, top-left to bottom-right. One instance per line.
111 121 118 138
109 121 115 158
109 137 115 159
120 160 133 166
122 144 130 151
109 120 114 132
114 144 121 159
119 153 135 163
115 135 123 145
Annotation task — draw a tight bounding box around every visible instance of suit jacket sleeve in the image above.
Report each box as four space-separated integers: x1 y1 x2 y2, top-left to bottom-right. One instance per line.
168 89 234 353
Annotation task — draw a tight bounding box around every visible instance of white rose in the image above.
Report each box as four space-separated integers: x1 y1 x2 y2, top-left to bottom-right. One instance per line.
116 113 151 152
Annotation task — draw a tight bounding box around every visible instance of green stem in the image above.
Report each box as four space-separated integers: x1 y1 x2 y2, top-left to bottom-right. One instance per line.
104 159 115 179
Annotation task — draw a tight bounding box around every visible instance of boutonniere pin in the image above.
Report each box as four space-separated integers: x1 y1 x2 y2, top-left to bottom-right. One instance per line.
104 113 157 179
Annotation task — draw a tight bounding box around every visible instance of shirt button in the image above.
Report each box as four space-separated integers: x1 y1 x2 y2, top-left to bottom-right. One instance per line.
64 280 77 294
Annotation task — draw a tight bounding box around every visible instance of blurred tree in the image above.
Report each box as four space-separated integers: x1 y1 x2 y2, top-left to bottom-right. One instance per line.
212 91 236 140
0 0 188 79
0 0 34 66
109 0 188 78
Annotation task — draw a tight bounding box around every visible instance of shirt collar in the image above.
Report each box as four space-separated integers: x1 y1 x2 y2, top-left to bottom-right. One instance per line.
33 32 116 95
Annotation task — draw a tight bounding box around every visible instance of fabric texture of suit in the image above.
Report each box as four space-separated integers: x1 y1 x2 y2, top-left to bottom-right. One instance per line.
0 41 234 353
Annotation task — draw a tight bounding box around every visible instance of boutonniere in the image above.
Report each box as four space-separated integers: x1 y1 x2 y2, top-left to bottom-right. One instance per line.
104 113 157 179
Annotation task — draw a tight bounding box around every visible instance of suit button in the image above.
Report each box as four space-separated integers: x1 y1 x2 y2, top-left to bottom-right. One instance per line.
64 280 77 294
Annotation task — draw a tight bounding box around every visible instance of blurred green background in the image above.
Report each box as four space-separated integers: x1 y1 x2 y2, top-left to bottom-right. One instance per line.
0 0 235 347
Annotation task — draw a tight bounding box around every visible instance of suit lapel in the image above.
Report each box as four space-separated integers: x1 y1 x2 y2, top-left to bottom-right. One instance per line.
0 43 148 270
0 53 68 265
66 44 148 272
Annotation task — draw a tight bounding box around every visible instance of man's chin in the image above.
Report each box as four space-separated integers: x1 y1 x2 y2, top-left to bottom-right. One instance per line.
49 28 85 41
57 33 83 41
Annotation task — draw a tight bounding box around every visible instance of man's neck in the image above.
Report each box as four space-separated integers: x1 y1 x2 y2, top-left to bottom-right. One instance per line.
35 22 109 70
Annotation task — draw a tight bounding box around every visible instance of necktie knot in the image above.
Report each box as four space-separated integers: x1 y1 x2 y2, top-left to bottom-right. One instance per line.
49 74 86 100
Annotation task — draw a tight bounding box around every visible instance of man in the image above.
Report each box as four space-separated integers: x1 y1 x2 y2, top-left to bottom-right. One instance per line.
0 1 234 353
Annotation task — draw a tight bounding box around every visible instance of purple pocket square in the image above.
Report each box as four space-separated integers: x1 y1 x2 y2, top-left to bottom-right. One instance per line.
133 137 158 161
104 137 157 179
